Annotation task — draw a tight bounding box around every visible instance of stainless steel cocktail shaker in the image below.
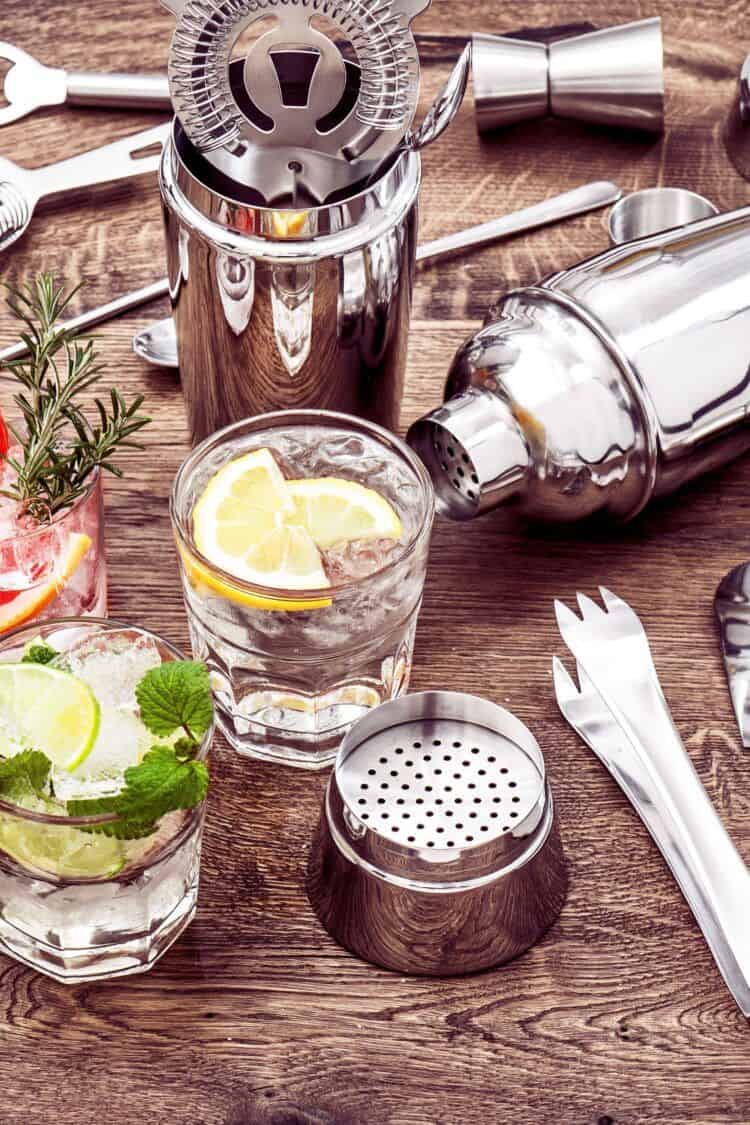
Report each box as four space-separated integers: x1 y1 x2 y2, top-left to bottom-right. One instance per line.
408 206 750 522
161 119 419 444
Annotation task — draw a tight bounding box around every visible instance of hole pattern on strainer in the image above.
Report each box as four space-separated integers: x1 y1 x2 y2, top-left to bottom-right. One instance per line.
431 426 479 503
340 719 542 849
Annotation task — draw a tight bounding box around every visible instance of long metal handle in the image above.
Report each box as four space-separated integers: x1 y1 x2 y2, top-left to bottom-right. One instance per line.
30 121 170 200
0 181 624 365
65 71 171 110
596 678 750 1016
416 180 623 265
0 279 171 363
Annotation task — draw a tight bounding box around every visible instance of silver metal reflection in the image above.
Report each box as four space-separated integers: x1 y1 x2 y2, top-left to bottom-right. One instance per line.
159 118 420 444
715 562 750 748
554 587 750 1018
307 691 567 975
408 205 750 523
725 54 750 182
473 18 664 135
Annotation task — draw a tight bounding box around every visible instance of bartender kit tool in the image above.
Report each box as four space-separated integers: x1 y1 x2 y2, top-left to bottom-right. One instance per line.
131 180 621 369
473 18 664 135
607 187 718 245
554 589 750 1018
307 691 567 975
162 0 431 202
408 205 750 524
715 562 750 747
0 41 171 126
725 53 750 183
0 121 169 252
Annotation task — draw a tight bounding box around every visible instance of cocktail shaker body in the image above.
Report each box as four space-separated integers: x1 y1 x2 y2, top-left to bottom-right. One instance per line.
408 206 750 522
160 119 420 445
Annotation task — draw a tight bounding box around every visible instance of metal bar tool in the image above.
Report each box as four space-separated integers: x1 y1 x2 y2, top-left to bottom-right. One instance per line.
554 586 750 1018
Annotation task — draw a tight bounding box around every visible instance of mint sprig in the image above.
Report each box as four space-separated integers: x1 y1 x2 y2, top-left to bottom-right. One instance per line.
21 642 58 666
0 658 213 840
136 660 213 741
0 750 51 801
68 746 209 840
69 659 214 838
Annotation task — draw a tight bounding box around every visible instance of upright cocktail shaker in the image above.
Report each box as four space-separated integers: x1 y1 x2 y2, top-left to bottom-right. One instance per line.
160 119 419 443
158 0 433 444
408 206 750 522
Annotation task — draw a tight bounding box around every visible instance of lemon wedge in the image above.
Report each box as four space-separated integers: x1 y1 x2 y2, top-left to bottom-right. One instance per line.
189 449 403 608
192 447 328 595
286 478 402 550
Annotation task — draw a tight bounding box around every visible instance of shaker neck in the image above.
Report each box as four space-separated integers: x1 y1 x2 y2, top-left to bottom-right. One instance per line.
406 389 530 520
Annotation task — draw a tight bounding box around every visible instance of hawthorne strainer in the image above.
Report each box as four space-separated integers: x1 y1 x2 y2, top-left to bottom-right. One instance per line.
162 0 430 200
307 692 567 975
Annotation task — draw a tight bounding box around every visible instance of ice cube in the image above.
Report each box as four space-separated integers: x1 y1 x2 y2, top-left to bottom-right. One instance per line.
64 630 162 710
323 537 402 584
53 703 153 802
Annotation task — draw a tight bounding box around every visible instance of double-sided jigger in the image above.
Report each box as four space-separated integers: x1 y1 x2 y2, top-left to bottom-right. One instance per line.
607 187 719 244
307 693 567 975
473 18 664 135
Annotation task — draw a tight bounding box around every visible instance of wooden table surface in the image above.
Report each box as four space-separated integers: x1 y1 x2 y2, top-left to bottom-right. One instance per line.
1 2 749 1123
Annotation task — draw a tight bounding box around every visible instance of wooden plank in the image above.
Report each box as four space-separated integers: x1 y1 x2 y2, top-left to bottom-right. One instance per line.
0 2 749 1123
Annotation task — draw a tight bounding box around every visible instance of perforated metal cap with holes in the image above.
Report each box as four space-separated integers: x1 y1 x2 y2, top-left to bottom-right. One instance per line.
407 389 531 521
307 692 568 975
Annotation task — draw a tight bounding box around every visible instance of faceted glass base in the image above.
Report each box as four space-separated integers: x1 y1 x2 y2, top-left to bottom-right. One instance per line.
0 817 203 983
0 887 197 983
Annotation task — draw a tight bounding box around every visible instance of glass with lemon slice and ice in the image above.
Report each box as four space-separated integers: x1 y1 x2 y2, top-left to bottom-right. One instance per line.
0 618 212 983
171 411 435 768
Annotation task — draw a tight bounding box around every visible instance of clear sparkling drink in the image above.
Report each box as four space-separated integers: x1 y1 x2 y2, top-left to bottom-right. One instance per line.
172 411 435 769
0 619 211 984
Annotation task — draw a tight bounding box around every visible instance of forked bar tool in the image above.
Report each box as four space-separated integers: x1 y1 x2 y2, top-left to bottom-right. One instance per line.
554 587 750 1018
0 121 170 252
0 41 171 126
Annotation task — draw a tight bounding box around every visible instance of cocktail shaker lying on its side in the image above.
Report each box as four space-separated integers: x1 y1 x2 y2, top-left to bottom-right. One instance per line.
408 206 750 522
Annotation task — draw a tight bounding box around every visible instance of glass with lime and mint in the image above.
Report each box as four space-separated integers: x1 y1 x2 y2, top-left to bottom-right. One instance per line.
0 617 213 983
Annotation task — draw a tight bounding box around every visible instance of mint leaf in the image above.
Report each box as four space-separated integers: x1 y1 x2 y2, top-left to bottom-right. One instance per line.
68 744 209 839
0 750 52 801
21 643 58 666
135 661 213 740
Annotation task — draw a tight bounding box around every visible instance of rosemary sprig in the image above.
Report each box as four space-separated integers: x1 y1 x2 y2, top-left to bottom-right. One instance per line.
0 273 150 521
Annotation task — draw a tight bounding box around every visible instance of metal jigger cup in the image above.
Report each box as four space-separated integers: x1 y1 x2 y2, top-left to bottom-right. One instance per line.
474 17 664 135
607 187 719 244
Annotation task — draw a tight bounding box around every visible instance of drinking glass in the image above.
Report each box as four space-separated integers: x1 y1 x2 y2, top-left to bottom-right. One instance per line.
0 472 107 637
171 410 435 769
0 618 211 984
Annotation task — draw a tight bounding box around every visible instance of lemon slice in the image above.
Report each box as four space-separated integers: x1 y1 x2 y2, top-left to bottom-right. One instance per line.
0 664 100 772
287 478 402 549
0 811 126 880
192 447 329 594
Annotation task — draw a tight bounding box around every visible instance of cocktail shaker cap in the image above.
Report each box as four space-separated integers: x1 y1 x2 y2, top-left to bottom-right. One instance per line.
407 389 530 520
307 691 567 975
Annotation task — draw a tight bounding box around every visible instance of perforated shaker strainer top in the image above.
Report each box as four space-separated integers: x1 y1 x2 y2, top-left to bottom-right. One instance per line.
326 691 553 887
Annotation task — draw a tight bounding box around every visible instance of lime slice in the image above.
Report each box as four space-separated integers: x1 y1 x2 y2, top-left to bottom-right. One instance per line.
0 811 125 879
0 664 100 772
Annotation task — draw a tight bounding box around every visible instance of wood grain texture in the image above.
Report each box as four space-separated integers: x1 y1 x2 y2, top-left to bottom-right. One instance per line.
0 2 749 1123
